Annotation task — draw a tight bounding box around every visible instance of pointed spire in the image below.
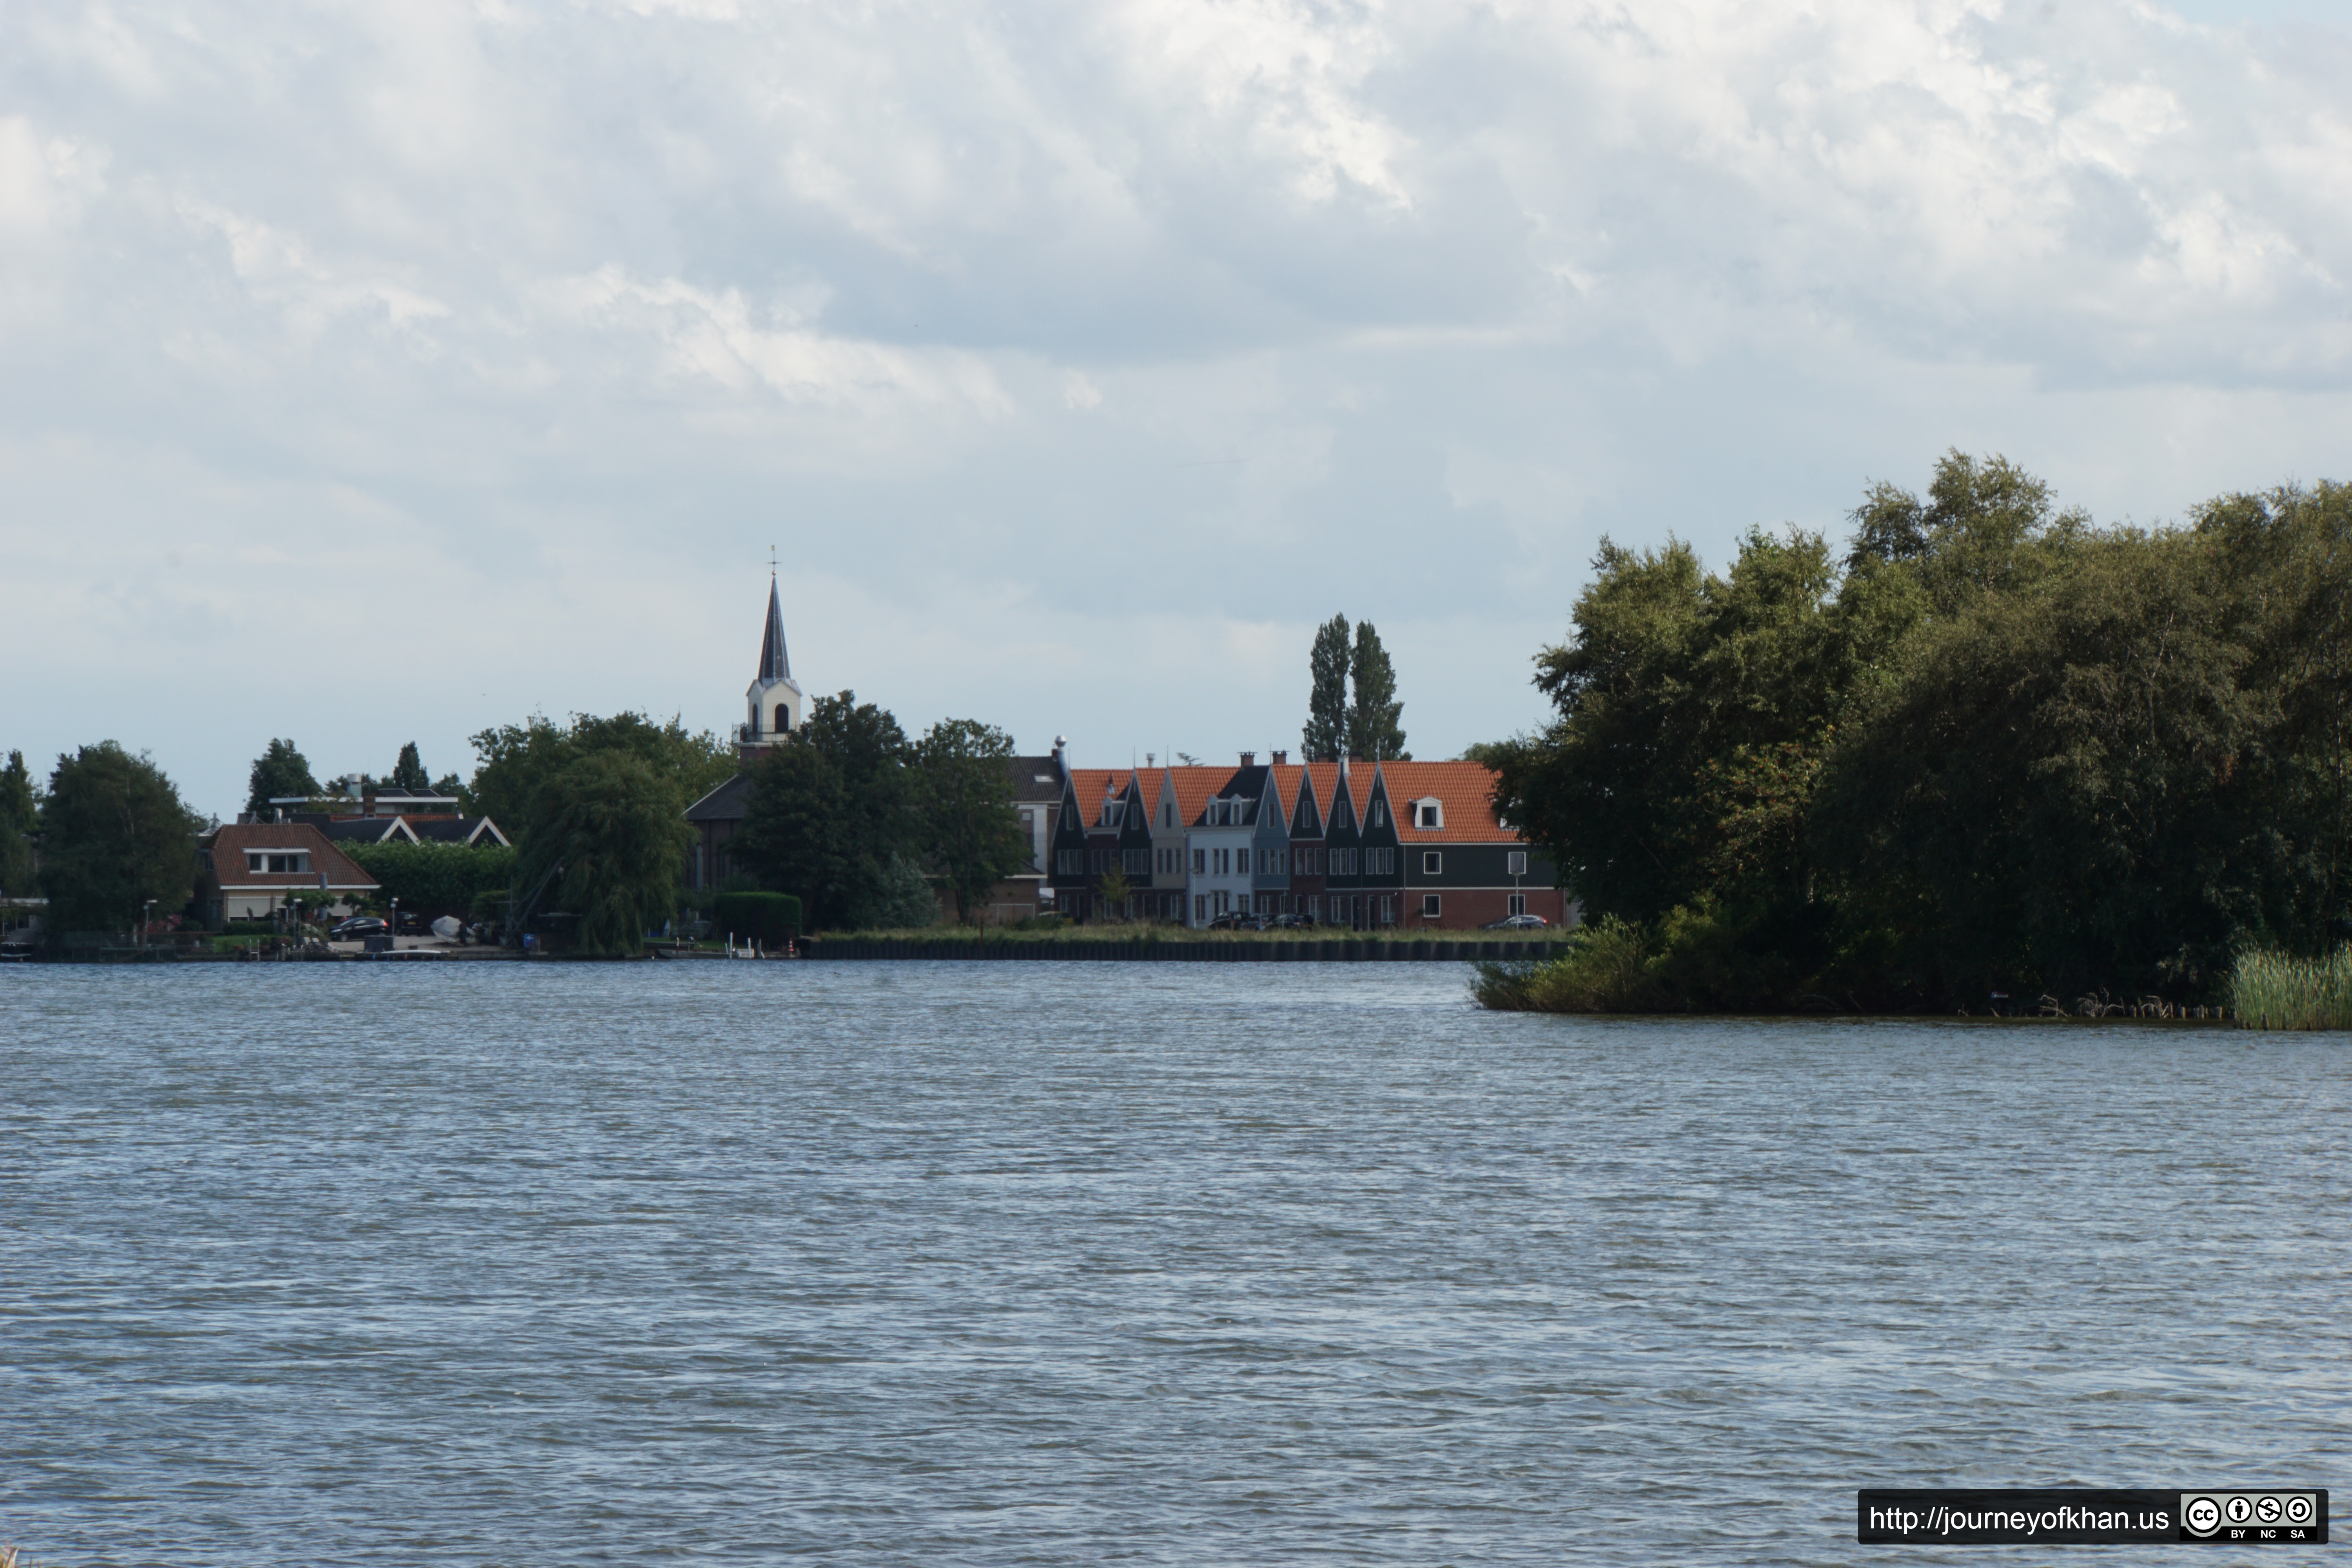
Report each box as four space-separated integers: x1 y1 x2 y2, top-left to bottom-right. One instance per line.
757 575 791 683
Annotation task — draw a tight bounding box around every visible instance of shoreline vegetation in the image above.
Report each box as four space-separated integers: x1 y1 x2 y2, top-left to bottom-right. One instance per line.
1478 452 2351 1024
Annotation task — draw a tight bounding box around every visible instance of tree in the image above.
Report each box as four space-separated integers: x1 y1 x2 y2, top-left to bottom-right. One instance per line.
39 742 204 936
732 692 918 931
1096 861 1133 918
732 740 850 927
245 738 321 820
0 749 38 895
514 750 692 956
466 712 733 846
390 742 430 791
1303 613 1351 760
1346 620 1408 761
914 718 1027 924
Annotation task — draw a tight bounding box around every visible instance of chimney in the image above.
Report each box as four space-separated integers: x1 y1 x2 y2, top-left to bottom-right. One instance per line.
1272 750 1287 766
1239 751 1255 766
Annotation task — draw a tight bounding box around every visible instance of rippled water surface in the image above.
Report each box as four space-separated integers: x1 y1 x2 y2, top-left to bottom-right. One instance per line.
3 964 2346 1564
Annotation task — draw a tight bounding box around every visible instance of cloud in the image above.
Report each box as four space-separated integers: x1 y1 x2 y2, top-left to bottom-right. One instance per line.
0 0 2346 814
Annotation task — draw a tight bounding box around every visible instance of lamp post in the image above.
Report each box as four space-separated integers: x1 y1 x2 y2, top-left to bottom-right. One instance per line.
390 896 399 949
143 898 155 953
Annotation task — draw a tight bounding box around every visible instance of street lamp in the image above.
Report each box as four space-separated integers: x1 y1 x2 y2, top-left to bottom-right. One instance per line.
390 896 399 949
143 898 155 953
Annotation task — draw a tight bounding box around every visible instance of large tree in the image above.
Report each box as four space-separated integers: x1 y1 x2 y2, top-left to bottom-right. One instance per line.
467 712 733 846
1345 620 1408 761
914 718 1027 924
514 750 692 956
733 691 919 931
1302 614 1350 761
0 749 38 895
244 738 321 819
390 741 430 791
40 742 204 936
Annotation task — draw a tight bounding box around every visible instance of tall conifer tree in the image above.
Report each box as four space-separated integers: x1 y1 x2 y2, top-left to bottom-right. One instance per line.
1347 621 1409 760
1303 614 1351 760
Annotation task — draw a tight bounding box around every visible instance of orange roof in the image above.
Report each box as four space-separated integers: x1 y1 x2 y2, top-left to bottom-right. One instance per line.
1376 760 1513 843
1066 768 1137 830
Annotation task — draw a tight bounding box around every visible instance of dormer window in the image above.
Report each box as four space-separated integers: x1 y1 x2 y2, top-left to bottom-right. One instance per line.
1414 799 1443 829
245 851 311 874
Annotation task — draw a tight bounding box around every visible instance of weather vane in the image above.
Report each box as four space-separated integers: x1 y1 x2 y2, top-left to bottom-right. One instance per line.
769 544 778 576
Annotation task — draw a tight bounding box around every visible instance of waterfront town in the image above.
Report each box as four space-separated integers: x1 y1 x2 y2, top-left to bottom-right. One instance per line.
0 575 1561 955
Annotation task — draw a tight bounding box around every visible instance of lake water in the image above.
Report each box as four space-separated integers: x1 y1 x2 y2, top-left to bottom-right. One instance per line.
2 964 2345 1564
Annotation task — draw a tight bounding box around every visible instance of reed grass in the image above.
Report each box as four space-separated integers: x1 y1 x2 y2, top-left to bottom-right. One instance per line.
2229 944 2352 1031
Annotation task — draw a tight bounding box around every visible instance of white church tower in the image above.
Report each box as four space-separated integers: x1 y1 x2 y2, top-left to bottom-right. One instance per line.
739 574 804 756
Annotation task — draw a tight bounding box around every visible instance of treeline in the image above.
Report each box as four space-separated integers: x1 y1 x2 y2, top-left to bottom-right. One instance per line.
1489 452 2351 1011
3 694 1031 956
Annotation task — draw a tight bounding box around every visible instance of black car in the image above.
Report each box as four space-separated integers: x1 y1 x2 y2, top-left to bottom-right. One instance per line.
1269 913 1319 929
330 916 388 940
1207 912 1269 931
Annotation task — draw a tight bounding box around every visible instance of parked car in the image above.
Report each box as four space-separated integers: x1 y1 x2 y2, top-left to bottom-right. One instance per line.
1206 912 1269 931
1481 913 1550 930
330 916 388 940
1269 913 1320 929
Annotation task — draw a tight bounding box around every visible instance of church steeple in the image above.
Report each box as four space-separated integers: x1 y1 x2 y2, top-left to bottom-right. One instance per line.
740 569 804 757
757 575 791 684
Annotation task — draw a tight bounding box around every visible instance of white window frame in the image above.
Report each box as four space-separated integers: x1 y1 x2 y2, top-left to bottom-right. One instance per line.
1421 893 1441 918
1508 893 1526 916
1422 851 1441 875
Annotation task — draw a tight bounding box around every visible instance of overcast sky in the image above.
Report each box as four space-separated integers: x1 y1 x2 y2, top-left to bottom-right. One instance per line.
4 0 2348 819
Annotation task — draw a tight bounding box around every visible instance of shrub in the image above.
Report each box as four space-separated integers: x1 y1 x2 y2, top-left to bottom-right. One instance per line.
345 840 519 915
1473 916 1657 1012
714 890 801 947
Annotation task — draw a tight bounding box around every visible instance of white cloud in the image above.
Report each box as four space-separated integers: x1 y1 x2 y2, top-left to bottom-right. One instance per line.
0 0 2347 813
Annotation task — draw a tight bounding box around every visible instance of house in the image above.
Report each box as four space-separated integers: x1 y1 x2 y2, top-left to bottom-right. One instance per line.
196 823 379 926
306 813 511 848
1050 750 1567 930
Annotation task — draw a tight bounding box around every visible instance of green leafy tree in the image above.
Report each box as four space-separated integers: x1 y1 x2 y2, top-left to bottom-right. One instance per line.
39 742 204 936
1346 620 1408 761
244 738 321 819
514 750 692 956
343 840 519 915
1303 613 1351 760
0 748 39 895
732 740 850 927
390 742 430 791
467 712 733 846
914 718 1027 923
1096 862 1133 918
733 692 917 930
872 854 941 929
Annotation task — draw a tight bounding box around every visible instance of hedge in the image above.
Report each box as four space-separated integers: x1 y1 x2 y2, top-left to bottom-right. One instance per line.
343 841 519 915
714 891 800 946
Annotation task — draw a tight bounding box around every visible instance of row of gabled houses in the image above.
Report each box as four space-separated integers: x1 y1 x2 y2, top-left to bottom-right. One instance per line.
1034 746 1565 930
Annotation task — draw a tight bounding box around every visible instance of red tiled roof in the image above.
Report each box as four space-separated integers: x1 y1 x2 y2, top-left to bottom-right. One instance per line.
205 823 379 890
1376 760 1514 843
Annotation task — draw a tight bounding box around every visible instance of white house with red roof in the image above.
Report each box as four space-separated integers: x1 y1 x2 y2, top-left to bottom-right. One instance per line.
196 823 380 925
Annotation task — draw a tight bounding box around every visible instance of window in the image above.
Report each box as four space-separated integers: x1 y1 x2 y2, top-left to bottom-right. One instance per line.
1422 851 1442 876
1421 893 1441 918
1123 848 1150 876
1163 802 1174 827
1056 847 1084 876
776 704 791 732
1416 800 1441 829
248 852 311 875
1372 801 1386 826
1508 894 1526 917
1378 896 1395 924
1507 851 1528 877
1214 890 1229 914
1194 895 1207 923
1307 895 1321 918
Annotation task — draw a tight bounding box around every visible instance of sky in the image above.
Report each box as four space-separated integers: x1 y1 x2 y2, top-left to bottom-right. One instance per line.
3 0 2348 821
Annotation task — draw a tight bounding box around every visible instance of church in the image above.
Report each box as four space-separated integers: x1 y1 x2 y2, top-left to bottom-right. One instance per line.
681 575 803 891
